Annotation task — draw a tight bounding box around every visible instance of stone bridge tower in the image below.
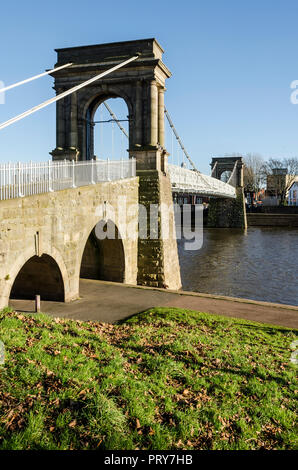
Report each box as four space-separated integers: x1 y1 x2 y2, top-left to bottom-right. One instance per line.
210 156 244 188
50 38 169 169
50 39 181 290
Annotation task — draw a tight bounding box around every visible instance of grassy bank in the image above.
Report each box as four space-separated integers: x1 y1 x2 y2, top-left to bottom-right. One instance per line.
0 307 297 450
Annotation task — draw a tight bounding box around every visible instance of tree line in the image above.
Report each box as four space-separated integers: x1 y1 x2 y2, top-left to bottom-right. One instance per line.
234 153 298 204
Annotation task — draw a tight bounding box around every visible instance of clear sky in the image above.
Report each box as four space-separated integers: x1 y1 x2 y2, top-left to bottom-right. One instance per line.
1 0 298 174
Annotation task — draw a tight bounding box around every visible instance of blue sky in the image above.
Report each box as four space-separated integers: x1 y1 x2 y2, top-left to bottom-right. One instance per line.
1 0 298 174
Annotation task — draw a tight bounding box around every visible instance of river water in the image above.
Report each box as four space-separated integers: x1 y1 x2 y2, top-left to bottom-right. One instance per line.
178 227 298 306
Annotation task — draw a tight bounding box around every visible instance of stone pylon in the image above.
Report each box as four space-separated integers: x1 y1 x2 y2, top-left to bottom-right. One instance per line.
50 38 182 290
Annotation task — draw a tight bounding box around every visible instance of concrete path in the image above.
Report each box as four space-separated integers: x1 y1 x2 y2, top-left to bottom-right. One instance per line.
9 279 298 329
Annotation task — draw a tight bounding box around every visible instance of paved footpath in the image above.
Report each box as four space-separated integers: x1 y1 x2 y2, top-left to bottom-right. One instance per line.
9 279 298 329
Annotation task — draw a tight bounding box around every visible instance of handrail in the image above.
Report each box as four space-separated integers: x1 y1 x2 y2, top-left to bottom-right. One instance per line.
0 158 136 201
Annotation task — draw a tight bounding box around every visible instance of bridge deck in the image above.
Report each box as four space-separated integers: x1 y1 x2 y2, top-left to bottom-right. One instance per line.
168 164 236 198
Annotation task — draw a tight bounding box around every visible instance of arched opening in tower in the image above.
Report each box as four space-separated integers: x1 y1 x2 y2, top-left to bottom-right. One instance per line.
220 170 232 183
86 97 129 161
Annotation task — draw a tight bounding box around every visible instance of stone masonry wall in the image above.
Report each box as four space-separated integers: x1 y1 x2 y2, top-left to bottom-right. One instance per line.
208 188 247 228
0 178 139 309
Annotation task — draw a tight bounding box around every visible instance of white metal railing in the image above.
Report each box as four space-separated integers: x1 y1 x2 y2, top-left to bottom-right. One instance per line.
168 164 236 199
0 158 136 201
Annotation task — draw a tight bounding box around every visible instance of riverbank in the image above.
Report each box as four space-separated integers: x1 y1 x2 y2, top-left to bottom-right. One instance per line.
9 279 298 328
0 307 296 450
247 213 298 227
203 206 298 226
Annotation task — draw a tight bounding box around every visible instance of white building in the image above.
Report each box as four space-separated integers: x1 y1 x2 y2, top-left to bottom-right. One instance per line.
288 181 298 206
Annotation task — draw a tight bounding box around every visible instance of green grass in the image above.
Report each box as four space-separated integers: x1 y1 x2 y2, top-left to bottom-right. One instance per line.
0 307 297 450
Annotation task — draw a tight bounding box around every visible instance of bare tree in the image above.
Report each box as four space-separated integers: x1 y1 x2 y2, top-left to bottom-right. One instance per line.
261 157 298 204
243 153 264 193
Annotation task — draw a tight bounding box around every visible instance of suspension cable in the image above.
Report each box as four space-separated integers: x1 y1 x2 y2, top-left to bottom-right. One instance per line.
164 106 199 172
0 63 73 94
171 128 174 165
100 102 196 172
103 101 129 138
227 161 237 185
112 121 114 159
211 161 218 177
0 55 138 131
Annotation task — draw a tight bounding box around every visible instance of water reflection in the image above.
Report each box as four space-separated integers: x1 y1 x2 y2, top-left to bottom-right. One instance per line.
178 227 298 306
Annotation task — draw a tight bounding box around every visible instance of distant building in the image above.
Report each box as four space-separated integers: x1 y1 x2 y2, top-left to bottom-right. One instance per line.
264 168 298 205
266 168 289 195
288 181 298 206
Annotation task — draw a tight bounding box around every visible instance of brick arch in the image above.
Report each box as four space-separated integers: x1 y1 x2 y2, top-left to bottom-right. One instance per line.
78 217 126 284
4 245 70 306
10 254 64 301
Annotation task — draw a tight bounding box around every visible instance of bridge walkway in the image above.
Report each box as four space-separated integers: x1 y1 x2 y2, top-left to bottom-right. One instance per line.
9 278 298 329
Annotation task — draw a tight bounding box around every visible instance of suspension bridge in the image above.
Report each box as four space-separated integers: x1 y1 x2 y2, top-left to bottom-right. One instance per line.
0 39 246 309
0 43 237 201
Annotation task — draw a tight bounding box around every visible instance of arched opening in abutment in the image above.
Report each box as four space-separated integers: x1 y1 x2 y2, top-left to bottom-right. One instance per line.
80 221 125 283
10 254 65 302
86 96 130 161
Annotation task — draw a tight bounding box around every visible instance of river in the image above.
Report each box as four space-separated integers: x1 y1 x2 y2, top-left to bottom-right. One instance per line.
178 227 298 306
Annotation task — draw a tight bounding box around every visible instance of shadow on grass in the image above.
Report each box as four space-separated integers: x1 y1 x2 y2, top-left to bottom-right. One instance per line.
239 323 298 335
118 308 297 329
